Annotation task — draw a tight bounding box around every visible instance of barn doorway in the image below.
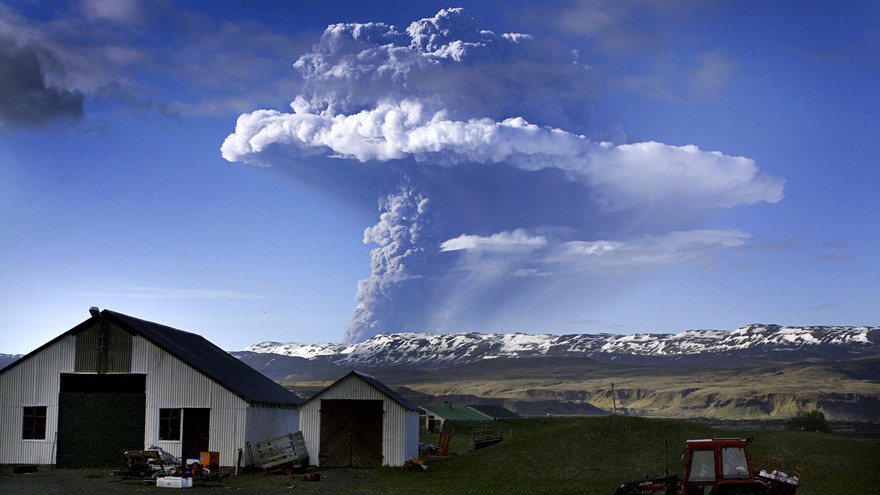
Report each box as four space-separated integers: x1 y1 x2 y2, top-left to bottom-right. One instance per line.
181 408 210 461
319 399 383 468
56 374 146 468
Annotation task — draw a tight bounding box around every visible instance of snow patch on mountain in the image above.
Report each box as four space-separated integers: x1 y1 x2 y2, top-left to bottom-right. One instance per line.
244 324 879 368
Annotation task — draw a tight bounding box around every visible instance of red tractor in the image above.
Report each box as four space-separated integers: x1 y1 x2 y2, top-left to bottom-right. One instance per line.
613 438 801 495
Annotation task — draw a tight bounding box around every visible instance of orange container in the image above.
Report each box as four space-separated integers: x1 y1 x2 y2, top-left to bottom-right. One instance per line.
199 451 220 468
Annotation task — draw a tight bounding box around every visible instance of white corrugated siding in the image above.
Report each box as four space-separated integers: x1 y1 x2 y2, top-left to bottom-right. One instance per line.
298 374 418 467
402 409 419 462
244 406 301 466
2 323 296 468
0 335 76 464
132 336 249 467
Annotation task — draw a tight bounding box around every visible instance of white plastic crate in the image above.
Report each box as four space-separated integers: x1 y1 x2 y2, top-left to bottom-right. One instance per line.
156 476 193 488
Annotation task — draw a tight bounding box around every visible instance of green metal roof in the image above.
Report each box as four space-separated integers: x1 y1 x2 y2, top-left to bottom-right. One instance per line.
467 404 520 419
421 402 491 421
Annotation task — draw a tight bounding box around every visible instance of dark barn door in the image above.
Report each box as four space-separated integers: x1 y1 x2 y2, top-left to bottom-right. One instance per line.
319 399 383 468
56 374 146 468
181 408 210 461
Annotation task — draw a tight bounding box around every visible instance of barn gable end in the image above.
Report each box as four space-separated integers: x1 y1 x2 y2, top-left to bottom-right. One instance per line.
298 371 419 467
0 308 301 468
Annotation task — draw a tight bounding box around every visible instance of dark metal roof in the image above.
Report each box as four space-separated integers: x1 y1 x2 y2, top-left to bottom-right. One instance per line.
299 370 420 412
104 310 301 406
0 309 300 407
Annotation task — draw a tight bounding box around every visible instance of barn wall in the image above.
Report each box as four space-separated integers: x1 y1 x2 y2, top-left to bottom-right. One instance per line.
75 321 131 372
1 320 296 468
403 409 419 462
244 406 300 466
298 395 321 465
298 375 417 467
0 334 77 464
132 335 248 467
382 399 418 466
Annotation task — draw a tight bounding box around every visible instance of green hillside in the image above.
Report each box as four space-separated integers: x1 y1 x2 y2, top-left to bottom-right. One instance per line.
277 355 880 420
378 355 880 420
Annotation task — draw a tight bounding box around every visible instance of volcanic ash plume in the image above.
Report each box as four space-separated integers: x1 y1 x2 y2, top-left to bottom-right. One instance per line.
343 187 434 344
222 8 785 342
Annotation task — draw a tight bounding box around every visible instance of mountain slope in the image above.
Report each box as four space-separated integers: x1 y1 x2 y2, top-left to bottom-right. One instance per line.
0 353 22 370
237 325 880 421
245 324 880 368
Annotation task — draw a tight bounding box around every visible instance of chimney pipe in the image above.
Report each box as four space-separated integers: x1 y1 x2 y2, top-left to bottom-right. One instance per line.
89 306 101 318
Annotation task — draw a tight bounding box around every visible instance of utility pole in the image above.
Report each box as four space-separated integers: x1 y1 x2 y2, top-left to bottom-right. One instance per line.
611 382 618 415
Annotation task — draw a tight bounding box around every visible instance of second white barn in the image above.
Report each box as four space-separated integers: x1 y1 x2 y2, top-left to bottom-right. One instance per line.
298 371 419 467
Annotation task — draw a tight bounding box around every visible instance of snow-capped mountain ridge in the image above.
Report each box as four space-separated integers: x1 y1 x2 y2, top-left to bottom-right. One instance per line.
245 324 880 367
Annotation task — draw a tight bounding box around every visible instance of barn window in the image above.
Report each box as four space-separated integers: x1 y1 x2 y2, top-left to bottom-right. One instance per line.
22 406 47 440
159 408 182 441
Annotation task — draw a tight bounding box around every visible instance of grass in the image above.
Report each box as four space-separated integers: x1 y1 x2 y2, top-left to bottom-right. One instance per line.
356 416 879 495
2 417 873 494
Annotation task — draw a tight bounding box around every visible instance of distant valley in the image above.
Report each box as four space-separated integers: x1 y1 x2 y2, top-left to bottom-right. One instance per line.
235 324 880 421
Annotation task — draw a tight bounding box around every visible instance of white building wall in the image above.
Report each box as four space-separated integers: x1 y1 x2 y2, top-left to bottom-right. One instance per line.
2 327 297 468
132 336 248 467
244 406 300 466
298 396 321 465
298 375 417 467
0 335 76 465
402 409 419 462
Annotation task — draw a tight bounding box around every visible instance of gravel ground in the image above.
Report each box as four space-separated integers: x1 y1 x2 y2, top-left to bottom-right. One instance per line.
0 466 379 494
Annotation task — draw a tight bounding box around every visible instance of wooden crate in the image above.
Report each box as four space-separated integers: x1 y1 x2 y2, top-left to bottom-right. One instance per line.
255 432 309 472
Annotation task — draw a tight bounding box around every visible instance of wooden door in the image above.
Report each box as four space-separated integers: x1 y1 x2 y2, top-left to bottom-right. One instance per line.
181 408 210 462
319 400 383 468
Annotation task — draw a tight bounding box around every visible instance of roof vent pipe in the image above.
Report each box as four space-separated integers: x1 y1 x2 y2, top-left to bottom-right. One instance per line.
89 306 100 318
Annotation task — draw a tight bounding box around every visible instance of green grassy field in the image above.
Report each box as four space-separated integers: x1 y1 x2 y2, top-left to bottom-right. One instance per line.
359 416 879 495
2 416 872 494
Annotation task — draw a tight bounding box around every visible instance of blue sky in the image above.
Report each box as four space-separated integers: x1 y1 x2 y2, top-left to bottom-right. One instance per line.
1 0 877 353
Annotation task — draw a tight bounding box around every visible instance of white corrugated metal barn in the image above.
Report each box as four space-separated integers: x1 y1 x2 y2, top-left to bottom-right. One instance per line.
0 308 301 468
298 370 419 467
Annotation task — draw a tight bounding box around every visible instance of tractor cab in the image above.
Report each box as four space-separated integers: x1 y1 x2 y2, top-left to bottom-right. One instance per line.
683 439 759 495
613 437 800 495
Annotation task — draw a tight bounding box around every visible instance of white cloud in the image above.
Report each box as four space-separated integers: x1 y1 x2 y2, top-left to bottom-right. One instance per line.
223 100 783 211
440 229 547 252
546 230 751 271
